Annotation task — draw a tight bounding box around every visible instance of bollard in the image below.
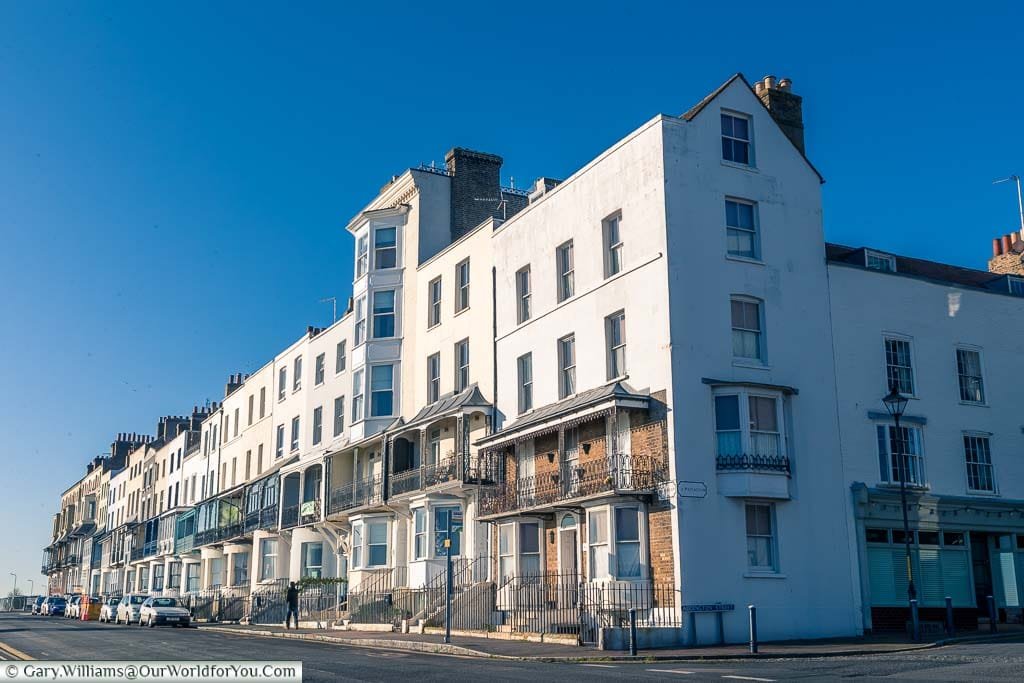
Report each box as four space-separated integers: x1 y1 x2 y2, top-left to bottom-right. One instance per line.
909 599 920 641
987 595 997 633
748 604 758 654
944 596 954 637
629 608 638 656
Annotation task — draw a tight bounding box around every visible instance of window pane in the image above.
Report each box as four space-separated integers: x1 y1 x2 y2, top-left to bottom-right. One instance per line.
615 507 640 542
520 523 539 553
589 510 607 544
749 396 778 431
616 542 641 579
368 521 387 545
714 396 740 430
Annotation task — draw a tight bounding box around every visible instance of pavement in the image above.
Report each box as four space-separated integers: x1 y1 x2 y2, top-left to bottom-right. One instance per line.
3 612 1024 681
194 620 1024 661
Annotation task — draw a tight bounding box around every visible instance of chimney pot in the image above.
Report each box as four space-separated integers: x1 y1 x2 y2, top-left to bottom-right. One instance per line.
1003 235 1013 254
994 238 1003 257
764 75 776 89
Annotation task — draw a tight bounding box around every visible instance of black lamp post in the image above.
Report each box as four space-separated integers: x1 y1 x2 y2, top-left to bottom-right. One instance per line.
882 383 918 640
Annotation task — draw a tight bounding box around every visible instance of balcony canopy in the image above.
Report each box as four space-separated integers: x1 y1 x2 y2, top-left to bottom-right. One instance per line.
476 381 649 451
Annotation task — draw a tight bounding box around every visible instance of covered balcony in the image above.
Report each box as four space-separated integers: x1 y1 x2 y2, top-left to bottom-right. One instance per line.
386 384 497 499
244 474 280 533
280 461 324 530
326 435 385 519
476 383 666 518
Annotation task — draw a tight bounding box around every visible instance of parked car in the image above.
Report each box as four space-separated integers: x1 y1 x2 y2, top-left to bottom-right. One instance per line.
65 595 82 618
114 594 148 625
41 596 66 616
139 597 191 628
98 597 121 623
31 596 45 615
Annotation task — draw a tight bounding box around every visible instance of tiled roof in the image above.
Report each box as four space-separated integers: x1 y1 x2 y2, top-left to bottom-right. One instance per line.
395 383 491 431
826 243 1020 293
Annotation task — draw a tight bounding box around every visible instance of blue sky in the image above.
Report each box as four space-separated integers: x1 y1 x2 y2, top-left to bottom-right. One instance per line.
2 2 1022 592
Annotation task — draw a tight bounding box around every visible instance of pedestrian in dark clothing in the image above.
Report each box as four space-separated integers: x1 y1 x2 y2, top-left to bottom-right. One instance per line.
285 582 300 629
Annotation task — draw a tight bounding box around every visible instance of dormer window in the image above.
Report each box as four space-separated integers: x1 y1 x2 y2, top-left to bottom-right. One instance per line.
1008 276 1024 296
865 250 896 273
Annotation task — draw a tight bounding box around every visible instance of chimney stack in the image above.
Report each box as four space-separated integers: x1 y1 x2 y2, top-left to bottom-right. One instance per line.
754 75 805 154
446 148 504 242
988 229 1024 275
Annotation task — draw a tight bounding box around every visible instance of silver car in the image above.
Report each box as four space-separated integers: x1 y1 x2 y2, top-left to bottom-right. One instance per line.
139 597 192 628
114 594 148 625
99 597 120 623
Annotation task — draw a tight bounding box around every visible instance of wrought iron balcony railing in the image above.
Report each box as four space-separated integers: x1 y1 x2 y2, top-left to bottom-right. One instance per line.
327 474 383 515
299 498 321 526
480 453 665 517
260 504 279 530
388 454 501 498
280 504 299 529
715 454 791 474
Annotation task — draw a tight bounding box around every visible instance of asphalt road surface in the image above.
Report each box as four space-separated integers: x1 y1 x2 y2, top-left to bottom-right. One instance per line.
3 613 1024 681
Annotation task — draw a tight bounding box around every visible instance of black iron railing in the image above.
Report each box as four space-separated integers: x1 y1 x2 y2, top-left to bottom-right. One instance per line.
260 504 279 530
143 540 158 557
175 533 195 555
715 454 791 474
327 474 383 515
280 504 299 529
129 547 144 562
480 454 666 516
388 454 501 498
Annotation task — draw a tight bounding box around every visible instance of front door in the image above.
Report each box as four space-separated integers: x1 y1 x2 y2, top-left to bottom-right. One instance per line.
970 532 994 611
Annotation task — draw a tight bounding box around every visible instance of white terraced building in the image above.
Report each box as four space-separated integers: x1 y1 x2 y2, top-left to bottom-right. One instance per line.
42 73 1024 647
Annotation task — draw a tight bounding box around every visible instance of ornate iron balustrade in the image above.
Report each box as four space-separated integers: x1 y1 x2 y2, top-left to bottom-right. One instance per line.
244 510 261 532
259 504 279 530
327 474 383 515
142 540 158 558
129 547 144 562
175 534 195 555
480 454 666 517
280 504 299 529
221 522 243 541
715 454 791 474
389 454 500 498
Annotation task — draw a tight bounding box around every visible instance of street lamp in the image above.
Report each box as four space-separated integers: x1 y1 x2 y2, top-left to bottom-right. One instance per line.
8 573 16 596
27 579 34 596
882 384 918 640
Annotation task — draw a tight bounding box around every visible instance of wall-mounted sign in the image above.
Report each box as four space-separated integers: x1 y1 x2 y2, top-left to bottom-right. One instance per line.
657 480 708 501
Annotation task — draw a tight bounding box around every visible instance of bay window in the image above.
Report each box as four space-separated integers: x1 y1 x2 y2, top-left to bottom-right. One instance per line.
587 505 646 581
713 391 784 459
434 505 462 557
352 518 389 569
413 508 426 560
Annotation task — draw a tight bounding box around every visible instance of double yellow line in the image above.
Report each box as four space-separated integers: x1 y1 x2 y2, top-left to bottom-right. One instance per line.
0 641 33 661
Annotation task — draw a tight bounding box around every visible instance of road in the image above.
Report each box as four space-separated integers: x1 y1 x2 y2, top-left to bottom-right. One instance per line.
3 613 1024 681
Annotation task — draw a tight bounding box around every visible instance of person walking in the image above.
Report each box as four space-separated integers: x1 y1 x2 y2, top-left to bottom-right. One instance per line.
285 581 300 629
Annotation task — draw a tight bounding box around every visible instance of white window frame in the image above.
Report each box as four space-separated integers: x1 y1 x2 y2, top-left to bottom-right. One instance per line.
412 508 427 561
354 296 367 346
558 334 576 399
586 503 648 581
259 538 278 581
731 295 765 364
517 352 533 414
352 517 390 569
605 310 626 380
455 259 470 313
427 352 441 403
516 265 531 323
955 346 986 405
293 356 302 392
745 502 779 573
428 277 442 328
372 289 396 339
602 213 623 278
315 353 325 386
963 432 996 494
725 197 760 260
875 422 927 487
290 416 300 452
373 226 397 270
497 520 543 581
884 335 916 397
712 389 786 459
721 110 753 166
556 240 574 302
275 424 285 459
333 396 345 437
335 340 347 374
312 406 323 446
352 370 364 422
865 250 897 273
355 233 369 278
454 339 470 392
369 364 394 417
278 367 287 402
1008 276 1024 296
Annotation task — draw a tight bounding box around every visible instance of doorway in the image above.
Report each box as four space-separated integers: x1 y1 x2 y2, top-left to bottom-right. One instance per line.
970 532 994 611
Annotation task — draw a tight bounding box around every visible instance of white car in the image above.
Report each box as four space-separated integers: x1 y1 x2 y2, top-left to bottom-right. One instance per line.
65 595 82 619
139 597 192 628
99 597 121 623
114 594 148 625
